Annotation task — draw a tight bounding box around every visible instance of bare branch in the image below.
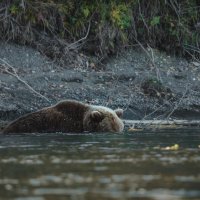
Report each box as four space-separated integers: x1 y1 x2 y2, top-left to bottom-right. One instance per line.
147 44 162 82
0 59 50 103
167 83 189 119
67 21 91 50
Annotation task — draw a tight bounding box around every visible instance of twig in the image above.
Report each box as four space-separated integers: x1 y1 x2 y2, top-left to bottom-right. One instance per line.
147 44 162 82
184 44 200 53
0 59 50 103
132 35 162 82
67 21 91 50
166 83 189 119
137 0 150 34
132 36 157 68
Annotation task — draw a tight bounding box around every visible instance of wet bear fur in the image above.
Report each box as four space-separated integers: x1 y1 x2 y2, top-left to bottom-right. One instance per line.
2 100 124 134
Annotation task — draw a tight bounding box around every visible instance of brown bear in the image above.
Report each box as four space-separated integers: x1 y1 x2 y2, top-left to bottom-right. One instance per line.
2 100 124 134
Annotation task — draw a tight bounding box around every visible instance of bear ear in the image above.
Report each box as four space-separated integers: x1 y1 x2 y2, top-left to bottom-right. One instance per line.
115 109 123 118
90 111 104 122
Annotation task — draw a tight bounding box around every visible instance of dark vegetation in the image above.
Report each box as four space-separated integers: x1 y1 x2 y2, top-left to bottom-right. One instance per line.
141 78 174 100
0 0 199 67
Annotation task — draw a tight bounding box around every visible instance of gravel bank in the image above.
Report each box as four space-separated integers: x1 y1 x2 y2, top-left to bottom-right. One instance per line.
0 42 200 129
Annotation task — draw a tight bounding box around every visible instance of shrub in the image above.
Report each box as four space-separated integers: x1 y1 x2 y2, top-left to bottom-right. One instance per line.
0 0 199 65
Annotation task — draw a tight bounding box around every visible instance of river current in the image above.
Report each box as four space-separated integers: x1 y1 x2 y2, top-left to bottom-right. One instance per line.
0 128 200 200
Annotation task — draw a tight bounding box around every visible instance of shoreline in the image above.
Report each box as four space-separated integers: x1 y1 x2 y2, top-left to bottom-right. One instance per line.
0 42 200 123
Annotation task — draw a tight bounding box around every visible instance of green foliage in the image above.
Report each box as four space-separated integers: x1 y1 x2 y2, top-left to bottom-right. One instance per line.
0 0 199 59
9 5 20 15
111 3 132 29
150 16 160 26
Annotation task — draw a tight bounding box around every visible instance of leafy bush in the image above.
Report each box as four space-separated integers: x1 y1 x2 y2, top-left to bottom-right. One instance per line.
0 0 199 65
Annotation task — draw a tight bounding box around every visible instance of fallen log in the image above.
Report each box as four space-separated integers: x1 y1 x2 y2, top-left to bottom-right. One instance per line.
123 119 200 129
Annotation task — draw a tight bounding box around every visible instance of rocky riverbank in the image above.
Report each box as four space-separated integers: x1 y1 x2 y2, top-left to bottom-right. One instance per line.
0 42 200 130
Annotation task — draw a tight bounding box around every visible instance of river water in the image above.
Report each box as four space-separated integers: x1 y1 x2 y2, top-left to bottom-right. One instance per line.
0 128 200 200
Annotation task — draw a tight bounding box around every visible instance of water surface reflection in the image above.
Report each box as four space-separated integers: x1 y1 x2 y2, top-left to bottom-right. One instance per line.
0 128 200 200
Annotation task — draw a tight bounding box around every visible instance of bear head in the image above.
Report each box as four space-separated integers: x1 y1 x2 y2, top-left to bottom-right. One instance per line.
83 105 124 133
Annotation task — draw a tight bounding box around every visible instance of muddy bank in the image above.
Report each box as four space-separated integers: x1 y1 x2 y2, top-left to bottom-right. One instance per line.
0 42 200 127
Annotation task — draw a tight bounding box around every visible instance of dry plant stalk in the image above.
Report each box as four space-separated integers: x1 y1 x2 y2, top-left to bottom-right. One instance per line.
0 58 50 103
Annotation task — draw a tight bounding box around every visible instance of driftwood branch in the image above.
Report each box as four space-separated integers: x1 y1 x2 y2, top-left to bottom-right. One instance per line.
124 119 200 129
0 58 50 103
